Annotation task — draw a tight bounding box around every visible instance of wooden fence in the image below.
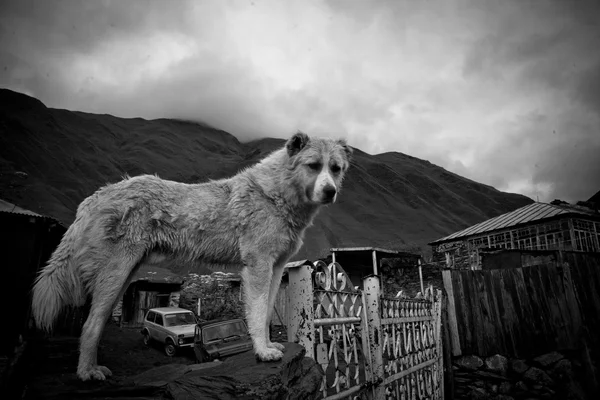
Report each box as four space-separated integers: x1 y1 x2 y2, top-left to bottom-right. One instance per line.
442 251 600 358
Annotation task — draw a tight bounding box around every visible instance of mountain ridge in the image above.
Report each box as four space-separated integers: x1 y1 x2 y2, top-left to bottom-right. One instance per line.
0 88 533 261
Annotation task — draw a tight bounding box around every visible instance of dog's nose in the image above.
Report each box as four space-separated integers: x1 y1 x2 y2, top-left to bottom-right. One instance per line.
323 185 337 201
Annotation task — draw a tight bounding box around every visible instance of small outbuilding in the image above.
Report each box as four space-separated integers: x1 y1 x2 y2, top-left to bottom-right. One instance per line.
113 266 186 327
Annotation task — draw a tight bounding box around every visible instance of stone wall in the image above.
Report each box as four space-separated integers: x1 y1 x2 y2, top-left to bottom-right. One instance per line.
380 261 444 298
453 351 589 400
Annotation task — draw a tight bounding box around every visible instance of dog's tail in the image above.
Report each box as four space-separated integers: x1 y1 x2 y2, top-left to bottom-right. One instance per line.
31 226 85 333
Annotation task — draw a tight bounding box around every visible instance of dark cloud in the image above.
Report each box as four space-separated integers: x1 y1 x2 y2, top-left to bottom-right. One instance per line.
0 0 598 203
0 0 194 53
573 63 600 115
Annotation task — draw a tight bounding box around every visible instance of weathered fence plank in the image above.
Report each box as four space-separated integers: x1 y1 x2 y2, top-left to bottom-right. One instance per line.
444 252 600 360
442 270 461 356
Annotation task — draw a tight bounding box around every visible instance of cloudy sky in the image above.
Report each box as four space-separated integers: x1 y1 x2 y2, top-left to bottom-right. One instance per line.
1 0 599 203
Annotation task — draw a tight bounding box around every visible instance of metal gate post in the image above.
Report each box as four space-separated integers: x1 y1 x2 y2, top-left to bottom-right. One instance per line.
287 263 315 358
363 276 385 399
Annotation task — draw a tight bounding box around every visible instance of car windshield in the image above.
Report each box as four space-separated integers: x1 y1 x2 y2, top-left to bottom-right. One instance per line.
164 312 196 327
203 321 247 342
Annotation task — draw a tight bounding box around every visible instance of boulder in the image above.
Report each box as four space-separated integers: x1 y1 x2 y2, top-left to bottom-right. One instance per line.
456 355 484 370
498 381 512 394
524 367 554 387
468 387 489 400
509 359 529 375
32 343 323 400
533 351 563 368
550 358 573 382
167 343 324 399
484 354 508 375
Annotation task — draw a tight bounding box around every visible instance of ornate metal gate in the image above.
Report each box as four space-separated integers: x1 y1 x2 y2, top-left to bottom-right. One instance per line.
287 260 444 400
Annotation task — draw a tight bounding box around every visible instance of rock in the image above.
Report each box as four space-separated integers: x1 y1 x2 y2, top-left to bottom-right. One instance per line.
494 395 514 400
38 343 323 400
499 381 512 394
534 351 563 367
131 363 192 387
485 354 508 375
488 383 499 394
473 380 486 388
515 380 528 391
509 359 529 375
524 367 554 387
167 343 323 399
469 387 489 400
456 355 484 370
550 358 572 381
473 370 510 381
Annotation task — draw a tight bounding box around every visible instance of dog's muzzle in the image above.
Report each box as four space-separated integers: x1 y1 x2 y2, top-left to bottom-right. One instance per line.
322 185 337 203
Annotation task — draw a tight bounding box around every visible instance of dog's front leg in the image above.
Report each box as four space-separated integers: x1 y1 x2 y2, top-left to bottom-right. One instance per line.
241 255 284 362
265 263 286 352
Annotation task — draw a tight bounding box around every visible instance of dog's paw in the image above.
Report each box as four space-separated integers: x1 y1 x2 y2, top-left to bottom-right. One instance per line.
255 347 284 362
267 341 285 352
77 365 112 381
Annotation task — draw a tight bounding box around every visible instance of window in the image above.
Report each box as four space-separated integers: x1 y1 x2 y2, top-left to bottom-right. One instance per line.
164 312 196 327
146 311 155 322
155 314 164 326
572 218 599 252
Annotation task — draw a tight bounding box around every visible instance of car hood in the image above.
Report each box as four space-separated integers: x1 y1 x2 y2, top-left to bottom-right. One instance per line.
167 325 196 336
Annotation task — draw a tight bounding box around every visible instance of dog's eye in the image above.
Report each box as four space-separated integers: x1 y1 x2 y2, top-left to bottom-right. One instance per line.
307 162 321 170
331 164 341 173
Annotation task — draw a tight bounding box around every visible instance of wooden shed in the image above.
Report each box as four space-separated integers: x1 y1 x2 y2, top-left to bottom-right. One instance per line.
114 266 186 327
0 199 66 355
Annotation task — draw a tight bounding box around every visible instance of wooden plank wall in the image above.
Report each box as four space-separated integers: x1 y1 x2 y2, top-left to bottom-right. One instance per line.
443 251 600 358
272 285 288 327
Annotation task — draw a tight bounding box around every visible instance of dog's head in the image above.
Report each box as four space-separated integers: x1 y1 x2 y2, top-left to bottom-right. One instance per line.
285 132 353 205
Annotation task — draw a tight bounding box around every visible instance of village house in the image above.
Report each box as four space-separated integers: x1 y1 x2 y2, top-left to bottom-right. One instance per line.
429 201 600 269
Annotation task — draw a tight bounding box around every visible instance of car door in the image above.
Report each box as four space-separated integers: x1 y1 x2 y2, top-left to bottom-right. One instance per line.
145 311 157 340
154 313 167 343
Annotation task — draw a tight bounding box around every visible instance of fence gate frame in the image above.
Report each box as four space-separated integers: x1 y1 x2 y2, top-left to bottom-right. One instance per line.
287 260 444 400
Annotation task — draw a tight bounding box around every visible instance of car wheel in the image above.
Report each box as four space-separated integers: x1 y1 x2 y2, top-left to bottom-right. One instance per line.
164 340 177 357
142 331 151 346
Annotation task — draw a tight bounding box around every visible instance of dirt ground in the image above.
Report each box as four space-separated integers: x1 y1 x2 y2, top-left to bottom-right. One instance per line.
23 321 195 399
20 322 289 399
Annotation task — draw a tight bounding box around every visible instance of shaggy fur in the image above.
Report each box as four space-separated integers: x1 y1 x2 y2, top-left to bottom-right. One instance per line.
31 132 352 381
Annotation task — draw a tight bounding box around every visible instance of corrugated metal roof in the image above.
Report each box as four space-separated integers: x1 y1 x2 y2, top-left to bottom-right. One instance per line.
131 266 185 285
0 198 45 218
0 198 65 227
429 202 598 245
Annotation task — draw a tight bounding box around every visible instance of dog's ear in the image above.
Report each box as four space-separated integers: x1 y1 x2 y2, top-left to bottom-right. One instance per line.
286 132 310 157
337 139 353 163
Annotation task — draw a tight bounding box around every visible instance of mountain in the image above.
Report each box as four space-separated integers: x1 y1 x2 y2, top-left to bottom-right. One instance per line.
0 89 533 261
588 190 600 205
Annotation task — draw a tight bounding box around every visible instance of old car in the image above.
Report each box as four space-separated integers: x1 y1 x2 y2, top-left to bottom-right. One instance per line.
141 307 197 356
193 318 253 363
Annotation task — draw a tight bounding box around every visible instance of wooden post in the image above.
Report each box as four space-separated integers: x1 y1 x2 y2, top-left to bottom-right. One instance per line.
287 263 315 358
418 258 424 294
568 219 577 251
363 275 384 399
372 250 378 275
442 270 461 356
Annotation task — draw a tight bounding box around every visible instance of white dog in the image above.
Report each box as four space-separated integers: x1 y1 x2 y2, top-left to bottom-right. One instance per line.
31 132 353 381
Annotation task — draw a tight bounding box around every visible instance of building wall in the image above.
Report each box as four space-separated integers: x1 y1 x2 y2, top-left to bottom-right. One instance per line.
432 217 600 269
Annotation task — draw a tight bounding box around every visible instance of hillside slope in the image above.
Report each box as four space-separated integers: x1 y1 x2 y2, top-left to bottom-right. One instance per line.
0 89 532 261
